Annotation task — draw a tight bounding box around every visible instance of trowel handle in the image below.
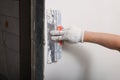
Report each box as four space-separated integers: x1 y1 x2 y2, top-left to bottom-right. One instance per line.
57 25 63 45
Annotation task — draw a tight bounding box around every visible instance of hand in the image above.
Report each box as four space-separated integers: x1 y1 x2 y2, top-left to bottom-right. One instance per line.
50 27 84 43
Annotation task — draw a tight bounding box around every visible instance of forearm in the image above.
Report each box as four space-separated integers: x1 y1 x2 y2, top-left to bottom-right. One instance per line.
84 31 120 50
50 27 120 50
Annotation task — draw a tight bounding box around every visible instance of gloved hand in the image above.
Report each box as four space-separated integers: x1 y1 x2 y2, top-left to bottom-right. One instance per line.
50 27 84 43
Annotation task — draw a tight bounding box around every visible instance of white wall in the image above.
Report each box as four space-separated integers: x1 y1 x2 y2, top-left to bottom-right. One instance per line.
45 0 120 80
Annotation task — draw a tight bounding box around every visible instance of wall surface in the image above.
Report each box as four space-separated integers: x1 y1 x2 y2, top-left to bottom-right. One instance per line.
45 0 120 80
0 0 19 80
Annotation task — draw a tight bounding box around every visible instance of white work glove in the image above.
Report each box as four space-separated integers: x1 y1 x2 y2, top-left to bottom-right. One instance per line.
50 27 84 43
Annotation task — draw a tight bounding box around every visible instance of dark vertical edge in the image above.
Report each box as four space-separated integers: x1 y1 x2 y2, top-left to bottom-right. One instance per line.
35 0 44 80
19 0 31 80
31 0 36 80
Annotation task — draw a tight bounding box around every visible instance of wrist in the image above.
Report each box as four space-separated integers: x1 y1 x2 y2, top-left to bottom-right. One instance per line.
84 31 92 42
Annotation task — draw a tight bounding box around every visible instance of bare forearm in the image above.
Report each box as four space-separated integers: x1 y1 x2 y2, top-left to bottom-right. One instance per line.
84 31 120 50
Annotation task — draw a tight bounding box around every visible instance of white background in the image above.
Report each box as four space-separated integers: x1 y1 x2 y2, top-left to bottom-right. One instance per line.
45 0 120 80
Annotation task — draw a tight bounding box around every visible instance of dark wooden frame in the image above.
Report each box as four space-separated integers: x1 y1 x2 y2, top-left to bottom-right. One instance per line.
19 0 31 80
19 0 44 80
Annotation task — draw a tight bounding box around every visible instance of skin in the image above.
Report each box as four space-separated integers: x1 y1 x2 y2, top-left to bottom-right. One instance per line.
84 31 120 51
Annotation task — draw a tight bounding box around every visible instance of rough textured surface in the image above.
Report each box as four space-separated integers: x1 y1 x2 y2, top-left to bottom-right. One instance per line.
35 0 44 80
